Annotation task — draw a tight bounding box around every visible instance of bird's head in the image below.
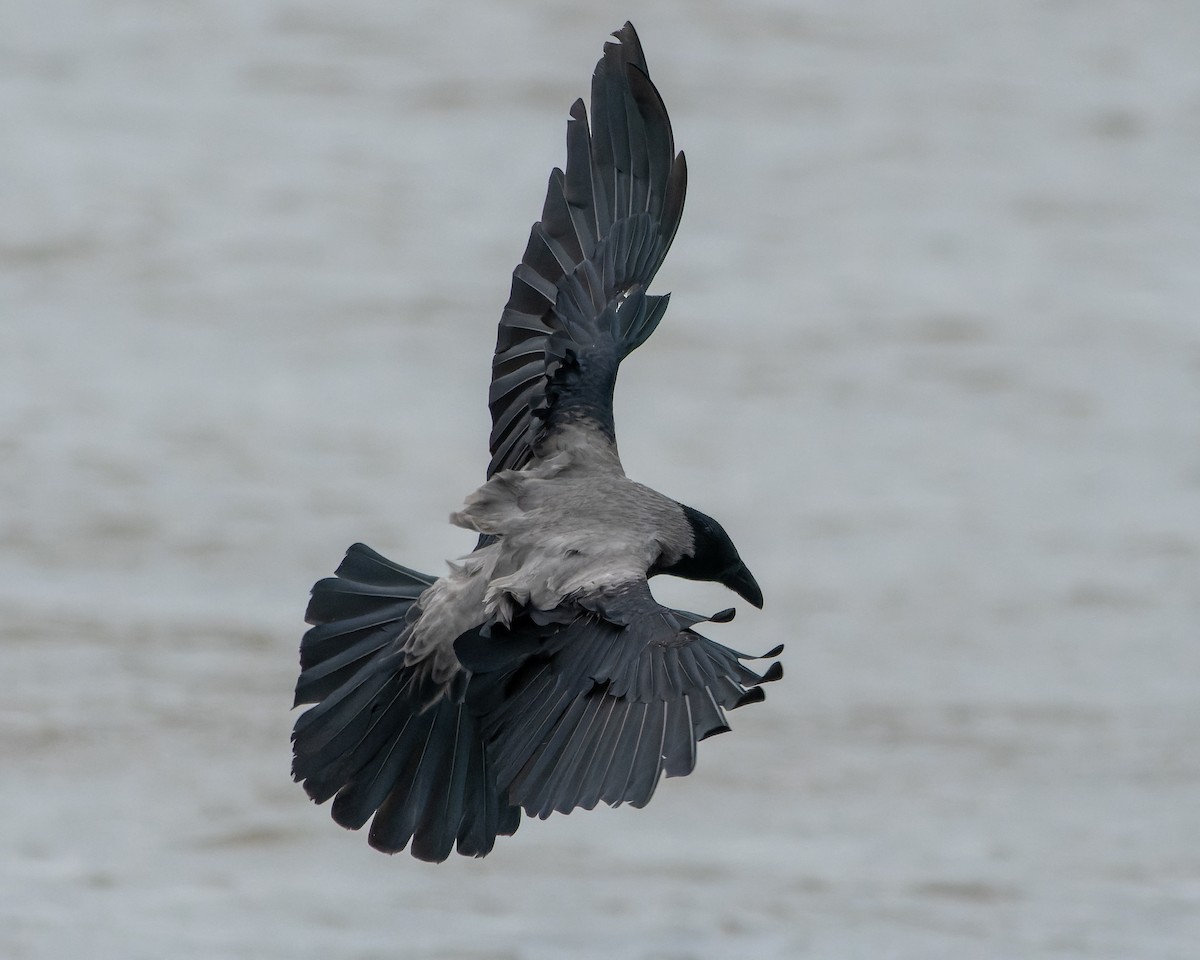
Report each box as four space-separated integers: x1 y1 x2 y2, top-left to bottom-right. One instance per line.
653 504 764 608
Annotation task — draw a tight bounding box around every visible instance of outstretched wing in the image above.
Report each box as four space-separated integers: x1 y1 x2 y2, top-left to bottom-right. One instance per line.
456 581 783 819
486 21 688 478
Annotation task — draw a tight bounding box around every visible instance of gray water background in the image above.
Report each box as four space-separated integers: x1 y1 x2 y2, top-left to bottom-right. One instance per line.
3 2 1198 958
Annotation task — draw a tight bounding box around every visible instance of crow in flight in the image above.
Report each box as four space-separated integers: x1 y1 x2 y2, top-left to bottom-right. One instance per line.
291 21 782 862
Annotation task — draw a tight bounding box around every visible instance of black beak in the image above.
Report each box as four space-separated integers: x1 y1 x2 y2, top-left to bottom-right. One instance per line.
722 562 764 609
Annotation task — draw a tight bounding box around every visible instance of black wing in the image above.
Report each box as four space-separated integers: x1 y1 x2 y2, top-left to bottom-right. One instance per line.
457 580 783 820
486 21 688 477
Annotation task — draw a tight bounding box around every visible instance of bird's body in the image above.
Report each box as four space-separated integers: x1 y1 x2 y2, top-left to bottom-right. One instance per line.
291 22 781 863
405 450 687 683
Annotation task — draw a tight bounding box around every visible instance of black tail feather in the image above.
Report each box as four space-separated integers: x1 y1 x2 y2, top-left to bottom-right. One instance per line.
292 544 521 862
296 543 435 707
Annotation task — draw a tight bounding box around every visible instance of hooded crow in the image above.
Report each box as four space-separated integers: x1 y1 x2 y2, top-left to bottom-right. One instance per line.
291 21 782 863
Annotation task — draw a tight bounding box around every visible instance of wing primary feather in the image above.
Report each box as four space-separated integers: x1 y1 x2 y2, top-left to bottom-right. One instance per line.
499 682 579 803
600 700 650 807
625 700 669 807
538 692 610 814
508 694 593 818
575 696 628 810
661 695 698 778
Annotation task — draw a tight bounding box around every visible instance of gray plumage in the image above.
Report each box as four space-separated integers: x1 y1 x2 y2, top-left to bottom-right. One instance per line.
291 22 781 863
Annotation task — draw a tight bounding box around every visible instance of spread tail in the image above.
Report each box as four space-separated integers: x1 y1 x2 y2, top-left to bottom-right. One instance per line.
291 543 520 862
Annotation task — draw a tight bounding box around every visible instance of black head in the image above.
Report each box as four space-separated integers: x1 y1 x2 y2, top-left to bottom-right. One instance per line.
653 505 764 609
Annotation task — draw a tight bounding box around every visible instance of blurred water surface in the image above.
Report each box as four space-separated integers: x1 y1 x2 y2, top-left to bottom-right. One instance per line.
3 2 1199 958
